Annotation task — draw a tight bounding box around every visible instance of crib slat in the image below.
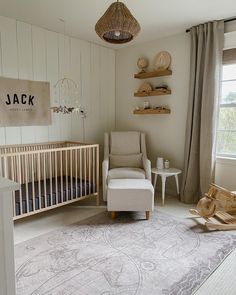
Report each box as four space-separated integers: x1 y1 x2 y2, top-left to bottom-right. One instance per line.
24 154 29 213
89 147 91 195
60 151 63 203
31 153 35 212
43 153 47 208
23 147 25 184
75 149 78 198
10 155 16 217
93 147 95 194
49 152 53 206
0 158 2 177
3 156 7 178
70 150 73 200
84 148 87 196
65 150 68 201
37 153 41 210
18 155 22 215
96 145 99 206
55 151 58 205
80 149 82 196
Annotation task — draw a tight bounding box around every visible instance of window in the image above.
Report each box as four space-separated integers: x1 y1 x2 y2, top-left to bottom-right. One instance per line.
217 61 236 157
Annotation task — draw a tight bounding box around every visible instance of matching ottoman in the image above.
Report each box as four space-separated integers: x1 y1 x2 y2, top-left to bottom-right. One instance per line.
107 179 154 220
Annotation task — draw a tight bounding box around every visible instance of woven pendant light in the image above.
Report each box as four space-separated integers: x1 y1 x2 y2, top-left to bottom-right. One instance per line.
95 0 141 44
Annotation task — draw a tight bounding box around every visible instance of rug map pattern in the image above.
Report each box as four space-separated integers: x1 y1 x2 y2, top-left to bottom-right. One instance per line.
15 210 236 295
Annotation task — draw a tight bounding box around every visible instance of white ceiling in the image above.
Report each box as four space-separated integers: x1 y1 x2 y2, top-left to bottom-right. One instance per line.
0 0 235 49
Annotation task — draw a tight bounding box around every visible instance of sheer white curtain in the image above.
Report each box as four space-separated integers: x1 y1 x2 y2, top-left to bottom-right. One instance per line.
181 21 224 203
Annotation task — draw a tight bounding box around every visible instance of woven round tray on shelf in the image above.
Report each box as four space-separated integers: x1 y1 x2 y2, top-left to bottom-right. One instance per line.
154 51 171 70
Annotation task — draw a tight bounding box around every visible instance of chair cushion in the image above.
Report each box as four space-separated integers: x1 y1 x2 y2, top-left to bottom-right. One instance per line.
109 153 143 169
110 131 141 155
108 167 146 181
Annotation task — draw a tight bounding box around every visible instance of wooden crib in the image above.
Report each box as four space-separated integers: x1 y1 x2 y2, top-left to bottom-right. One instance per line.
0 141 99 220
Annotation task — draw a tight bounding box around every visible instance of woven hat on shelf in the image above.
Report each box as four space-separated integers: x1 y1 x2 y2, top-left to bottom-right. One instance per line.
95 0 141 44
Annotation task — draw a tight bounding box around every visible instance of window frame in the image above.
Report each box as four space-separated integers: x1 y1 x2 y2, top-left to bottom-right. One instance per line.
216 63 236 158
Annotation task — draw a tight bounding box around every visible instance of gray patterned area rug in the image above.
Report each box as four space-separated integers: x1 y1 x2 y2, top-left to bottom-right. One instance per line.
15 210 236 295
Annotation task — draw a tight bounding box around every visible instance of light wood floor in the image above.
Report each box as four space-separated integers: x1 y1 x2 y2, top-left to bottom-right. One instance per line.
14 193 236 295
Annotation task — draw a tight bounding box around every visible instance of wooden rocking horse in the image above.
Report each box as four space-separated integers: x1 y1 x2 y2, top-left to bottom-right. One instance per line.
190 184 236 230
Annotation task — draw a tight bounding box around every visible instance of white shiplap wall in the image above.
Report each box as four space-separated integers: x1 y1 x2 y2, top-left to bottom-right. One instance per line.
0 16 115 146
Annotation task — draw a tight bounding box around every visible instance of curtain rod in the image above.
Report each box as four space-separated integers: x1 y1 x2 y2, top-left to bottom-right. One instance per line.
185 16 236 33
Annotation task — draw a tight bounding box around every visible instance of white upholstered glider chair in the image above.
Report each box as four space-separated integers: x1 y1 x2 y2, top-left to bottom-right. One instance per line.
102 131 151 201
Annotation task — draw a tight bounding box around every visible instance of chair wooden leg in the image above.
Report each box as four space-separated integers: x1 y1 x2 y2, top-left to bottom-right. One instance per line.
146 211 150 220
111 211 116 219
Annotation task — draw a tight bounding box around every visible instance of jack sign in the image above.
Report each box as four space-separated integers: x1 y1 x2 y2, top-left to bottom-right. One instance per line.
0 77 51 127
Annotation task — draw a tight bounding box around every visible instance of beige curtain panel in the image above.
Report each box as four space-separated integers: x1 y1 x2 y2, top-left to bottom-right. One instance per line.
181 21 224 203
0 77 51 127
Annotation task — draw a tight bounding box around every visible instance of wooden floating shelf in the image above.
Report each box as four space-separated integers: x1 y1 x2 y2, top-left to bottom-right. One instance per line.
133 109 171 115
134 89 171 97
134 69 172 79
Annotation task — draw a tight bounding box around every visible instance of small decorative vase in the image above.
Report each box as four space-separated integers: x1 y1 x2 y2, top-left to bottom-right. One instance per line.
164 159 170 169
156 157 164 169
143 101 150 109
137 57 149 73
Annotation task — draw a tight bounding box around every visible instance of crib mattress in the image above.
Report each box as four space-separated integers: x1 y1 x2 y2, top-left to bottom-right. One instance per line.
14 176 94 216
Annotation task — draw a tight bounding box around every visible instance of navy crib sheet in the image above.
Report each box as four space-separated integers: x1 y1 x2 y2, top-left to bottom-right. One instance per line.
15 176 94 216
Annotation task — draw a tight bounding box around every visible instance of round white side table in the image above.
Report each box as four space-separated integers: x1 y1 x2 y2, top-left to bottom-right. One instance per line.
151 168 182 205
